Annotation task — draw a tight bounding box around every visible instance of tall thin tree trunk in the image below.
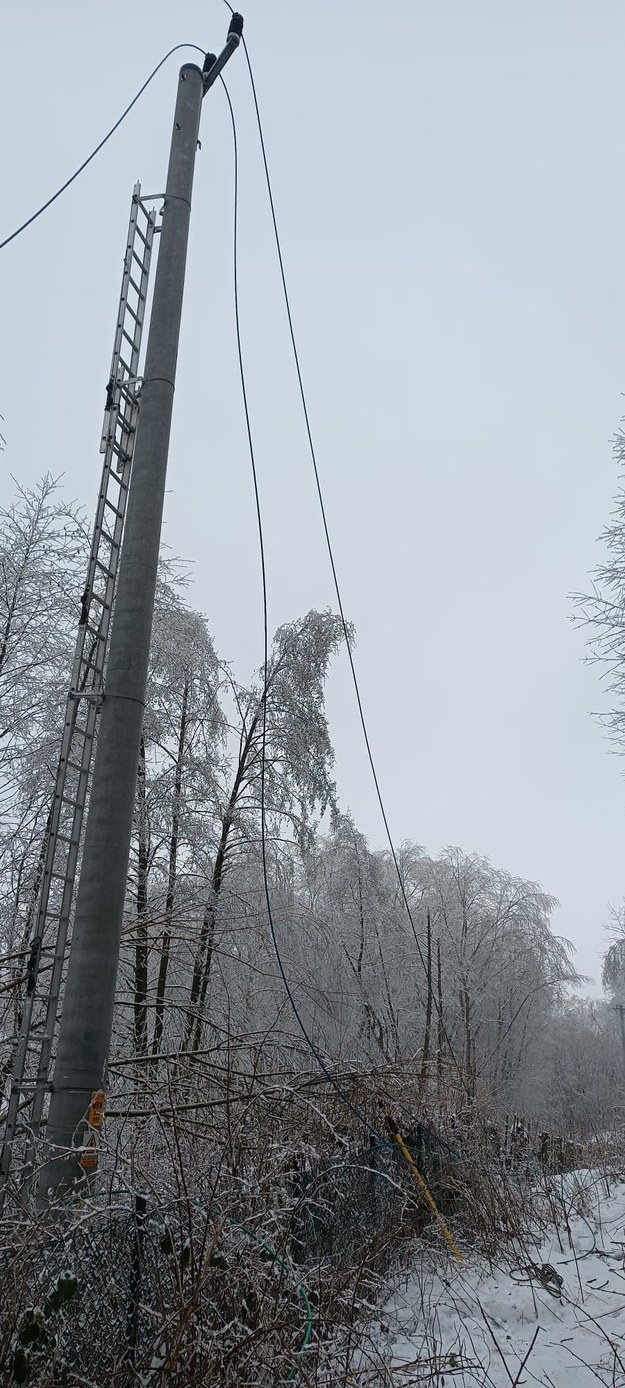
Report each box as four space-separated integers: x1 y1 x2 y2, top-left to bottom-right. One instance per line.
134 736 149 1055
184 712 260 1055
373 917 399 1059
153 678 188 1055
436 937 444 1094
0 804 51 1090
420 909 433 1092
461 979 474 1101
356 872 365 981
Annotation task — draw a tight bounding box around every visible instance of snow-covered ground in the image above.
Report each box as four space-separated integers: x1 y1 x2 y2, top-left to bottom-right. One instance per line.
382 1170 625 1385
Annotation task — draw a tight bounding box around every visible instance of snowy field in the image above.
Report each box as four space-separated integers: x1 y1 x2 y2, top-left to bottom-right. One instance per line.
380 1170 625 1386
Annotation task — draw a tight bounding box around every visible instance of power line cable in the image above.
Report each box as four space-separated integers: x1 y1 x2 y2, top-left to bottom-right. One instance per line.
0 44 205 252
220 75 473 1220
223 48 513 1232
219 76 390 1151
220 10 532 1200
228 16 467 1091
219 39 570 1258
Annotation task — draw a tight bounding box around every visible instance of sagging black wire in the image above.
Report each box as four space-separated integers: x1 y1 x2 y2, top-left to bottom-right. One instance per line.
0 43 206 252
227 13 467 1092
220 74 392 1152
220 71 476 1200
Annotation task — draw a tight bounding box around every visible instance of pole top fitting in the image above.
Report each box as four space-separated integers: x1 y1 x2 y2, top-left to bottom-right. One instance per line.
202 15 243 95
228 13 244 44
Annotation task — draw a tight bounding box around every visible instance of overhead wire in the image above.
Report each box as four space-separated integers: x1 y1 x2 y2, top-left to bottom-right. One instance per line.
226 21 608 1205
222 8 467 1092
219 72 469 1261
0 43 206 252
219 75 386 1149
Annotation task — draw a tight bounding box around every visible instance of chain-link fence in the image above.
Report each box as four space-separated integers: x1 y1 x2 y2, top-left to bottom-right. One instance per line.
291 1138 405 1264
0 1138 422 1386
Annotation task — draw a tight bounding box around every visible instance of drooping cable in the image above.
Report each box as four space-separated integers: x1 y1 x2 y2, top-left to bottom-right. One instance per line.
218 75 386 1149
230 20 466 1088
221 73 472 1213
0 44 205 252
213 94 506 1268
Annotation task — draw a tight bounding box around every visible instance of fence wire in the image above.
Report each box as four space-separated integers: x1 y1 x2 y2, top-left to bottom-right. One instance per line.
0 1139 422 1386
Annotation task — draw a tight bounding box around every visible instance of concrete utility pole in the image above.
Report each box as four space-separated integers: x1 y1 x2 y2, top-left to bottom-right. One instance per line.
40 19 243 1205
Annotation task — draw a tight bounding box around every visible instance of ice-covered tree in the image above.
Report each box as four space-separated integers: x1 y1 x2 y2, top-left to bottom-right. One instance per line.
184 609 348 1053
124 572 225 1055
0 475 87 1082
572 424 625 751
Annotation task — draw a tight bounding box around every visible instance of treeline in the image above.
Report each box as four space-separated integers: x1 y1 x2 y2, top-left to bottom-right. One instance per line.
1 475 623 1138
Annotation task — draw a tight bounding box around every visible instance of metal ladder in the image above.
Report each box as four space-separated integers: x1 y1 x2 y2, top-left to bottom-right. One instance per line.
0 185 159 1201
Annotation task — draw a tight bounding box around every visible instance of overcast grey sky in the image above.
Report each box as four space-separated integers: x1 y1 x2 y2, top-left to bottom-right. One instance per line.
2 0 625 986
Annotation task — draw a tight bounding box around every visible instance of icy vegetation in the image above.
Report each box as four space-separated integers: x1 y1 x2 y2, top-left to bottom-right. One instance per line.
2 475 625 1383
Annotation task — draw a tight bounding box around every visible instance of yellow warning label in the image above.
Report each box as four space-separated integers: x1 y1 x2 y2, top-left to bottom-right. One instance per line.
87 1089 105 1129
79 1134 98 1171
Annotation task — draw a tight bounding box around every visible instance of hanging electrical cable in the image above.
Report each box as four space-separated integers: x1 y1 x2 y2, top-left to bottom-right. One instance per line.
0 43 206 251
219 73 469 1261
222 11 468 1092
219 75 386 1147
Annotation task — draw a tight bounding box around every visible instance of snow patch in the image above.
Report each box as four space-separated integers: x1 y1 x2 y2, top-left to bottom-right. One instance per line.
383 1169 625 1385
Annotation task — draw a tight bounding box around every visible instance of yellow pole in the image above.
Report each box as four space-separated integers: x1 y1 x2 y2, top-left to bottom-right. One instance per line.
392 1128 464 1266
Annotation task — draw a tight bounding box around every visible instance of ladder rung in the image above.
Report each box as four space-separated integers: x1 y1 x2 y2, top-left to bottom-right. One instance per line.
112 422 134 442
54 832 80 849
110 471 128 492
124 301 142 328
134 222 152 251
61 762 84 783
117 405 138 429
77 657 102 677
112 415 135 440
79 632 102 652
128 270 146 298
94 557 115 578
121 326 137 351
112 433 134 459
101 480 124 504
103 498 124 520
112 428 135 453
88 588 111 608
130 247 149 275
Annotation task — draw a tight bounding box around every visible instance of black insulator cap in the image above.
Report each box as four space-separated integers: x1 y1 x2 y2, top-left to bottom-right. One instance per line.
203 51 217 73
228 13 244 39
